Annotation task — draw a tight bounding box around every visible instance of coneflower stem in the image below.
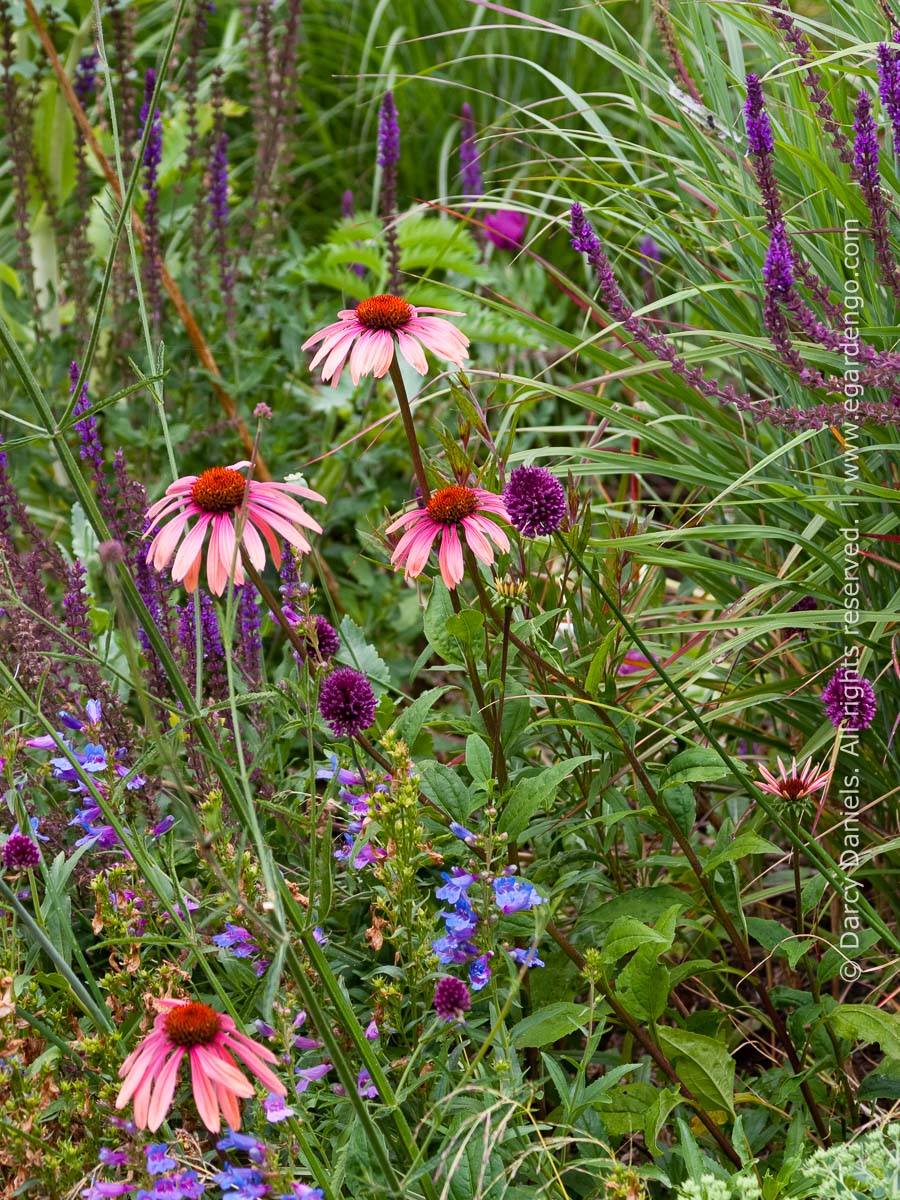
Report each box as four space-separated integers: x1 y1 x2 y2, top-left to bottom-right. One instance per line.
388 356 430 501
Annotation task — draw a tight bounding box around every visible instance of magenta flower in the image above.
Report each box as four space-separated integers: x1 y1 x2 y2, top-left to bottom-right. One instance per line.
822 667 877 731
2 833 41 870
301 294 469 387
484 209 527 251
116 998 286 1133
144 462 325 594
434 976 471 1023
318 667 377 737
386 485 510 589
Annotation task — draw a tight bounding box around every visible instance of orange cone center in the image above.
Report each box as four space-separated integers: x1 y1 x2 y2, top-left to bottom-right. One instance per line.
356 294 413 330
191 467 247 513
164 1001 222 1046
426 486 479 525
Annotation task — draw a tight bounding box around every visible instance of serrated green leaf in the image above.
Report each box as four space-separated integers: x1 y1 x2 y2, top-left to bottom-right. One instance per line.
418 760 476 823
831 1005 900 1058
499 755 591 839
657 1027 735 1116
465 734 492 787
336 615 391 689
601 916 671 965
510 1002 591 1048
703 833 781 874
393 686 453 749
664 746 731 786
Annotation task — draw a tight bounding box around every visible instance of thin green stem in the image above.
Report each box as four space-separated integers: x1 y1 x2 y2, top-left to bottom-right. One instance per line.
388 356 431 501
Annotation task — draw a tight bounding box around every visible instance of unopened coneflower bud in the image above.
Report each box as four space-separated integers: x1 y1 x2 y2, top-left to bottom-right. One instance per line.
494 574 526 605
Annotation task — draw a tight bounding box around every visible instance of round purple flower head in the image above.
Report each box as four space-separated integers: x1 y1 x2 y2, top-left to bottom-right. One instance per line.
822 667 877 731
503 466 566 537
319 668 377 737
2 833 41 871
434 976 471 1023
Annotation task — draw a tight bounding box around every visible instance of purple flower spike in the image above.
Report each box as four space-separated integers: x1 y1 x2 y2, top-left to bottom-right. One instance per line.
822 667 877 731
138 69 164 322
377 91 400 169
853 90 900 298
434 976 472 1022
877 43 900 150
744 73 774 157
319 668 377 737
459 102 483 202
763 224 794 300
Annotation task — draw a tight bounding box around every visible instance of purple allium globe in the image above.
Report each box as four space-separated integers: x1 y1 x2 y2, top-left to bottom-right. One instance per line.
2 833 41 871
503 466 566 538
785 595 817 640
318 667 377 737
303 616 340 664
434 976 472 1023
822 667 877 731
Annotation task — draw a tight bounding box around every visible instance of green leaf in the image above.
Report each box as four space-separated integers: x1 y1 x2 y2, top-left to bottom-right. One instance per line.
617 947 671 1022
445 608 485 658
418 760 477 823
499 756 592 839
831 1005 900 1058
423 580 459 662
661 784 696 837
393 686 453 748
643 1087 683 1154
336 616 391 689
657 1027 736 1116
703 833 781 874
664 746 731 786
509 1002 591 1048
465 734 492 787
600 916 671 966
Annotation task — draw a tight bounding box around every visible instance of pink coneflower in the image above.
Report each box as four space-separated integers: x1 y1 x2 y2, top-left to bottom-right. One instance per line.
116 997 286 1133
144 462 325 595
301 294 469 387
758 757 832 803
386 484 510 589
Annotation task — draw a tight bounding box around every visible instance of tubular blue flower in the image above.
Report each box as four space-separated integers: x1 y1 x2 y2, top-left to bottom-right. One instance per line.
212 924 260 960
264 1091 295 1122
364 1019 379 1040
145 1144 177 1175
503 466 566 537
217 1128 267 1163
492 876 545 914
318 667 377 737
449 821 476 843
295 1063 332 1094
509 946 545 969
432 933 479 965
468 953 492 991
213 1163 267 1197
356 1068 378 1099
434 976 471 1022
435 867 478 905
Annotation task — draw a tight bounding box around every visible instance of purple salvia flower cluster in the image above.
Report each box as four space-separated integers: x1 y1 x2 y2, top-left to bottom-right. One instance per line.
69 363 114 520
138 69 164 322
768 0 854 167
73 51 99 106
853 90 900 300
236 584 263 686
377 91 402 293
569 204 900 429
208 124 236 330
877 43 900 152
459 102 483 205
744 73 842 320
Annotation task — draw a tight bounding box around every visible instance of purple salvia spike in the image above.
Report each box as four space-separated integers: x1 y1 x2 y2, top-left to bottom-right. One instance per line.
853 90 900 300
768 1 854 167
459 102 483 205
378 91 402 293
208 124 236 330
743 73 843 321
236 584 262 683
877 43 900 151
138 68 164 323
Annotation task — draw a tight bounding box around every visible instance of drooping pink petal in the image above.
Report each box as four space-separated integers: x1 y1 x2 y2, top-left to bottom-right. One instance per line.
249 481 327 505
148 508 193 571
301 316 356 351
224 1028 281 1065
465 512 510 553
438 525 465 588
245 512 283 567
189 1046 222 1132
460 518 494 565
385 508 428 535
219 1035 286 1095
193 1043 255 1096
216 1080 242 1130
395 329 428 374
248 490 323 532
146 1046 185 1132
245 504 312 555
239 517 267 572
171 514 213 584
393 523 440 579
